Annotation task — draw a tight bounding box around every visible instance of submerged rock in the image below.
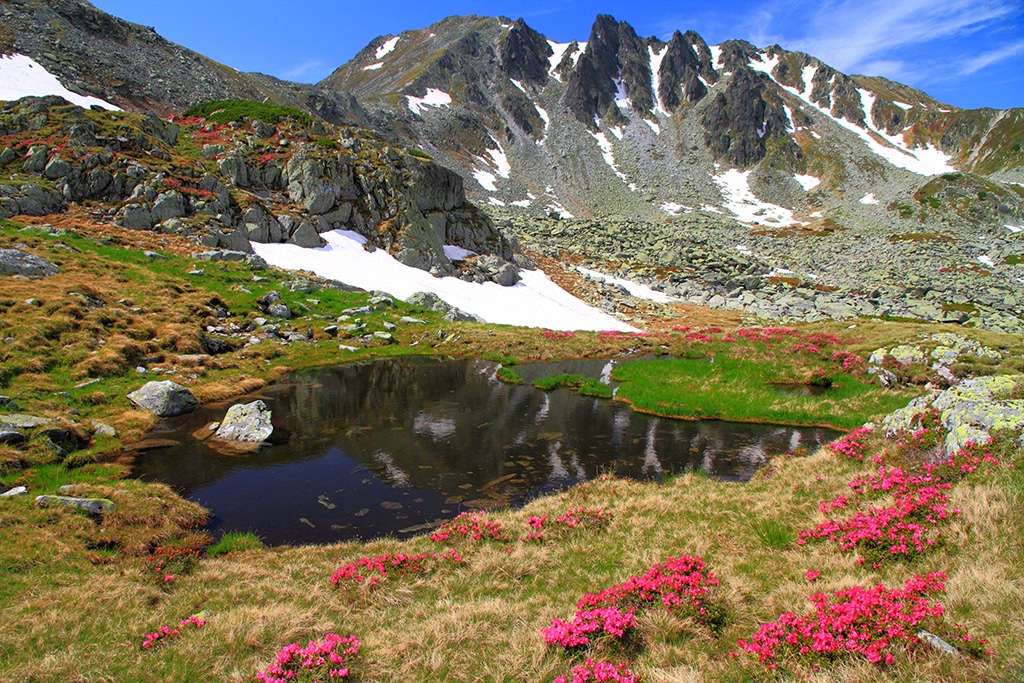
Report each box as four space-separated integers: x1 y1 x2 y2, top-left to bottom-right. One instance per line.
127 380 199 417
214 400 274 443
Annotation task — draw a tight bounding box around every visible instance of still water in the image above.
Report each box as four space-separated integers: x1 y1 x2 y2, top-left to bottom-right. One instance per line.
134 357 840 545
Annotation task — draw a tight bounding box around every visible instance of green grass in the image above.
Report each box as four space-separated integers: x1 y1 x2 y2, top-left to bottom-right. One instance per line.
495 366 524 384
206 532 264 558
611 355 919 429
533 373 614 399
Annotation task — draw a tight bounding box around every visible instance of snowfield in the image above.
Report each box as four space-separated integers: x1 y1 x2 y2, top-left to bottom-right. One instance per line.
253 230 636 332
0 53 119 110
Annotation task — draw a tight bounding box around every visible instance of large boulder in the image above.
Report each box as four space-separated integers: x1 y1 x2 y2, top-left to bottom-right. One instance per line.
213 400 273 442
127 381 199 417
0 249 59 278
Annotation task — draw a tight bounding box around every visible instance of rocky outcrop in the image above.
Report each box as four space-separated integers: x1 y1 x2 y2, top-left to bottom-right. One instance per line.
0 249 59 278
500 19 552 85
127 381 198 417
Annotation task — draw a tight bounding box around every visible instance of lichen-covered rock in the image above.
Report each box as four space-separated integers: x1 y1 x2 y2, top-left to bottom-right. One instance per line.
35 495 115 514
0 248 59 278
127 381 199 417
889 345 925 365
213 400 273 443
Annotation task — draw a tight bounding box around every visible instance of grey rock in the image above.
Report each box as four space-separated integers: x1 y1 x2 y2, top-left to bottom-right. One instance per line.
251 120 277 138
218 154 249 187
127 380 199 417
0 396 17 409
0 414 56 429
1 486 28 498
43 157 72 180
201 144 226 158
916 631 959 656
91 421 117 438
267 303 292 319
214 400 274 442
400 316 428 324
194 249 250 262
289 221 325 248
406 291 451 312
151 191 186 222
22 145 48 173
373 331 397 344
889 345 925 365
35 495 115 514
0 249 59 278
0 430 27 446
118 204 155 231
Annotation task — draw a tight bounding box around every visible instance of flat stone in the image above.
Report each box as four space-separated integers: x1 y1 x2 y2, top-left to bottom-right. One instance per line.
35 495 115 514
0 248 59 278
1 486 28 498
0 430 27 446
0 414 56 429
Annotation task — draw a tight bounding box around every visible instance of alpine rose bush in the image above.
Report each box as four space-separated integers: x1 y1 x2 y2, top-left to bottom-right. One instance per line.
554 659 643 682
430 511 506 543
737 573 973 668
255 633 361 683
330 551 462 588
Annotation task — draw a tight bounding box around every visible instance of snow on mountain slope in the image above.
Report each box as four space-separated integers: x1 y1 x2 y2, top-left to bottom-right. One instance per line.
253 230 635 331
0 54 119 110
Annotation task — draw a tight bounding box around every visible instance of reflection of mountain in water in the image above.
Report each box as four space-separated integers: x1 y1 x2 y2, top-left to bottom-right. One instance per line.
134 357 840 544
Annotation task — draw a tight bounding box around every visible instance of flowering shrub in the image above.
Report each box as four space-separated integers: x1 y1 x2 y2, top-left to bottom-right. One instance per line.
737 573 973 668
826 426 873 460
545 555 723 655
543 606 638 649
145 546 200 588
831 350 865 373
801 333 843 348
141 613 206 650
430 511 506 543
803 442 999 564
521 508 613 542
330 551 462 588
255 633 361 682
808 370 833 388
735 327 798 342
554 659 642 683
684 331 713 343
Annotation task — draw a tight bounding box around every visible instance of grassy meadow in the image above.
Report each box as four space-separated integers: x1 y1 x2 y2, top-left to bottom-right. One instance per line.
1 217 1024 681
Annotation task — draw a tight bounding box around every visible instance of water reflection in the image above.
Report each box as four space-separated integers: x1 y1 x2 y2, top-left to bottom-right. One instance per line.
133 357 840 545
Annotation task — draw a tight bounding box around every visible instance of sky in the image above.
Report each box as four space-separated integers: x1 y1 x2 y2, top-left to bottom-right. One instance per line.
89 0 1022 110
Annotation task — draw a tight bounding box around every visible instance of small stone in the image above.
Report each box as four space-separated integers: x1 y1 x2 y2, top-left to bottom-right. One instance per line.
127 381 198 417
35 495 115 514
1 486 28 498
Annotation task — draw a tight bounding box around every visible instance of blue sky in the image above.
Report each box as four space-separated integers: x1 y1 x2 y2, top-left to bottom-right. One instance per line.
90 0 1022 109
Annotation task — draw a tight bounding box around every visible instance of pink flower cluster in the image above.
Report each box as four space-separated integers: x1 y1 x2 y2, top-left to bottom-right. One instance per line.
735 327 798 342
543 606 638 648
553 658 642 682
145 546 200 588
521 508 613 542
832 350 865 373
255 634 361 683
430 511 507 543
800 464 957 563
826 426 873 460
141 614 206 650
804 442 1002 564
330 551 462 588
544 556 720 651
737 573 950 667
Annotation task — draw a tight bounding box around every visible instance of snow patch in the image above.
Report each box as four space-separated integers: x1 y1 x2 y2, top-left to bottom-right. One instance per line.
443 245 476 261
406 88 451 115
644 118 660 135
713 169 799 226
363 62 384 71
590 131 631 185
0 53 120 110
649 45 668 116
487 197 506 207
709 45 723 69
612 76 630 109
576 266 673 303
859 193 879 205
608 126 624 140
747 52 780 76
375 36 400 60
893 101 912 111
510 78 526 93
735 245 752 255
473 169 498 192
1005 224 1022 233
978 255 995 267
535 104 550 131
510 199 532 208
794 174 821 191
254 231 633 331
661 202 691 216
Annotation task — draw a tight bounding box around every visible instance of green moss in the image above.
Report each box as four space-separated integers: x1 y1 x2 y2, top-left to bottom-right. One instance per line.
495 366 524 384
533 373 613 399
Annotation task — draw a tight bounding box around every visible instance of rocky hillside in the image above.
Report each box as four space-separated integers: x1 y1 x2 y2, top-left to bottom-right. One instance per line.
0 0 365 123
0 97 522 284
318 14 1024 229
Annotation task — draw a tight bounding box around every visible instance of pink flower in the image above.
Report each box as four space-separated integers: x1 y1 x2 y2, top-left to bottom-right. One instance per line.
805 570 820 582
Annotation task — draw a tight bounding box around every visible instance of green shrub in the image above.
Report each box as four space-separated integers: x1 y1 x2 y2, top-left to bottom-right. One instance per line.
183 100 311 125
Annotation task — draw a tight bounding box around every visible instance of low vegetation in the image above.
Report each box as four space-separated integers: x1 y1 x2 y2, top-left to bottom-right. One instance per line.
1 218 1023 682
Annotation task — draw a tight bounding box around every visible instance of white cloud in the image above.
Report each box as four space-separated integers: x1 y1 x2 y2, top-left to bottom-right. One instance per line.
789 0 1020 74
278 59 325 81
959 39 1024 75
